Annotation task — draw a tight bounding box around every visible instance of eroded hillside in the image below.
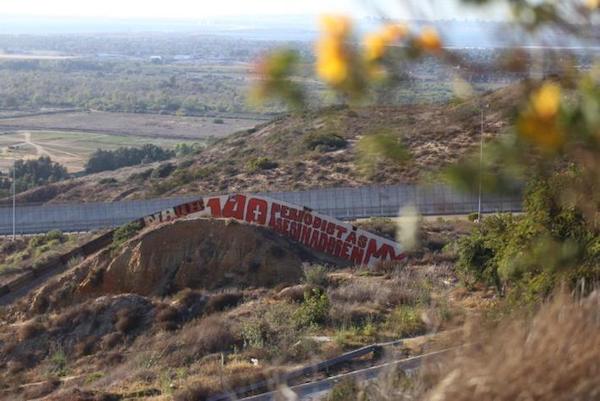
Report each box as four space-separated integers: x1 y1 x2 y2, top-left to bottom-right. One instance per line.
0 215 468 401
10 86 522 204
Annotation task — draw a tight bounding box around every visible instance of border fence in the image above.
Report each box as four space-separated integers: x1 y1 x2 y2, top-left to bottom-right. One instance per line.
0 184 522 235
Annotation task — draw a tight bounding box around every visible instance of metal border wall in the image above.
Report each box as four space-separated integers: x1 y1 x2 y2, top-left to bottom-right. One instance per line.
0 184 521 235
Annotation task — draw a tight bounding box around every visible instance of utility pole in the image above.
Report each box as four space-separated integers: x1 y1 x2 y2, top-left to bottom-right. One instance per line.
12 163 16 240
477 105 485 223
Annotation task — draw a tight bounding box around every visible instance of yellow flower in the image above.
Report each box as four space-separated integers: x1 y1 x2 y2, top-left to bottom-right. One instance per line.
316 37 348 84
418 26 442 52
315 15 353 85
517 114 564 151
517 82 564 151
319 15 352 38
381 24 408 42
316 54 348 84
364 33 387 61
531 82 561 120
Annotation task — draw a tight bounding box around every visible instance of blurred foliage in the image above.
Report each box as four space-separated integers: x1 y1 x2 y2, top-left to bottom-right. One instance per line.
457 170 600 299
250 49 306 110
251 1 600 301
357 132 410 173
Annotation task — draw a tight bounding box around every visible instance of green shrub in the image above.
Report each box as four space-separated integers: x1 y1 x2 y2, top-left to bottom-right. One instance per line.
293 288 330 328
49 347 68 377
111 221 143 251
334 322 377 348
385 305 426 338
456 171 600 301
174 143 202 157
99 177 118 185
213 118 224 124
246 157 278 172
29 230 66 249
303 132 347 152
240 301 305 360
302 265 329 287
151 163 176 179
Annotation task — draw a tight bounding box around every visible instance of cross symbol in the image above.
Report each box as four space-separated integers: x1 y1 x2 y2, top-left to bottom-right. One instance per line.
251 205 263 222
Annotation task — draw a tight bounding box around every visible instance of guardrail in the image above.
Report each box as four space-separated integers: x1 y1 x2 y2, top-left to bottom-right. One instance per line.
209 340 405 401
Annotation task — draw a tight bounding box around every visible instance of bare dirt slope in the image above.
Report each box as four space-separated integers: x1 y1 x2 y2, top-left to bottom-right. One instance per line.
9 85 522 204
12 218 329 316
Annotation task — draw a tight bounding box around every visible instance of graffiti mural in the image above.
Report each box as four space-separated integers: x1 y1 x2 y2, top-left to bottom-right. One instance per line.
143 194 405 267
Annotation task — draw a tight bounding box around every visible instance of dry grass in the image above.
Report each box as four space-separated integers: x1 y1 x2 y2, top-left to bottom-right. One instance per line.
74 336 98 357
204 292 244 314
174 381 216 401
275 284 317 303
422 291 600 401
114 308 141 334
21 378 61 399
316 292 600 401
18 319 45 341
153 315 238 367
100 332 123 350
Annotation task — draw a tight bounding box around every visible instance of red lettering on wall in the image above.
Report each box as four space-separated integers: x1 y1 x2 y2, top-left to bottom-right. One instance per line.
335 225 348 239
363 239 405 265
223 195 247 220
246 198 268 225
341 242 352 259
303 213 313 226
301 224 312 246
289 222 301 241
326 236 336 254
317 232 328 252
309 230 320 249
358 235 368 248
346 232 357 245
206 197 222 218
350 246 365 265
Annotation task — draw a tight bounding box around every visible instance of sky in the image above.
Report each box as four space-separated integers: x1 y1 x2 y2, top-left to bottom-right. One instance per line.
0 0 508 20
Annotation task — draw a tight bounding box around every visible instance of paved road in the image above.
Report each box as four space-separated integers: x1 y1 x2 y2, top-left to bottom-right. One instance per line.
237 349 449 401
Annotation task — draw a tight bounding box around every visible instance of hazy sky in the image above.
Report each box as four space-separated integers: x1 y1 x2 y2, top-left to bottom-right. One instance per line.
1 0 508 20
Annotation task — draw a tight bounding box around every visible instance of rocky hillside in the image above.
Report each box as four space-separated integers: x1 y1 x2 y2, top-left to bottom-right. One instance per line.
11 85 523 204
0 213 465 401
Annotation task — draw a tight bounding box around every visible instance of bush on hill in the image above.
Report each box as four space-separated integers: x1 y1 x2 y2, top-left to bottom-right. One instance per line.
246 157 278 172
303 132 348 152
456 170 600 303
0 156 68 193
85 145 174 174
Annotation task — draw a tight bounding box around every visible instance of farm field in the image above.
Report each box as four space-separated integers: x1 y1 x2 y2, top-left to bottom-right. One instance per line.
0 111 264 140
0 130 193 173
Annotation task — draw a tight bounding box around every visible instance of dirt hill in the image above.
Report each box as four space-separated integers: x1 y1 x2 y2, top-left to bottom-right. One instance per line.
10 85 523 204
0 213 464 401
13 218 337 317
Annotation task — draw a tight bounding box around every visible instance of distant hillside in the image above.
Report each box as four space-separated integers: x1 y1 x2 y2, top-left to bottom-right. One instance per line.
9 85 523 204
